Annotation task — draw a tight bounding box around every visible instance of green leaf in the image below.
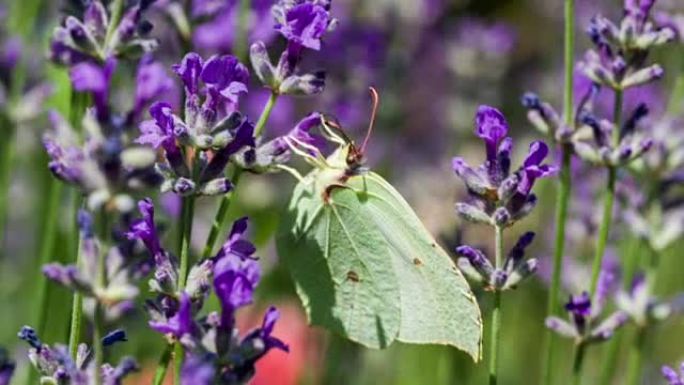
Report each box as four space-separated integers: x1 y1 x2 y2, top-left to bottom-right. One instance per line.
278 159 482 360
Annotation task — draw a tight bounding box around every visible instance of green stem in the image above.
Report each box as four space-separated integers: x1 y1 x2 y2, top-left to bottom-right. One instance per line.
597 237 643 384
93 213 109 385
235 0 252 62
563 0 575 124
0 116 15 252
201 169 243 259
625 328 647 385
488 226 504 385
93 305 104 385
542 146 572 385
201 93 278 259
571 344 586 385
33 180 63 336
589 89 622 297
153 344 174 385
104 0 125 50
589 166 616 296
254 92 279 137
174 195 196 385
177 196 196 289
68 232 84 359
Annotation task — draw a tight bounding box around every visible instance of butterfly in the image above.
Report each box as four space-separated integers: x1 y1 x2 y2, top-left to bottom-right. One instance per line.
277 88 482 360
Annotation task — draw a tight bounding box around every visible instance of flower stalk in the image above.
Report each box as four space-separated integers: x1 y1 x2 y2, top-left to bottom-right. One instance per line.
489 226 504 385
542 0 574 380
589 89 622 297
201 91 279 259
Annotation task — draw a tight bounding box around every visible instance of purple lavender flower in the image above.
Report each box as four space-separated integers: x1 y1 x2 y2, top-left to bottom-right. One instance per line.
137 53 255 196
70 58 116 122
273 0 336 57
213 242 261 331
50 0 158 65
249 0 334 95
181 354 215 385
127 199 179 293
663 363 684 385
43 209 142 313
0 347 14 385
578 0 674 91
616 274 675 326
452 106 556 227
18 326 138 384
245 112 325 172
149 292 198 341
456 232 538 291
545 292 629 345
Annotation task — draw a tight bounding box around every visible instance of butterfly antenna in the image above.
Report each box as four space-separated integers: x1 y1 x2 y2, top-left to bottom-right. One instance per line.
361 87 380 153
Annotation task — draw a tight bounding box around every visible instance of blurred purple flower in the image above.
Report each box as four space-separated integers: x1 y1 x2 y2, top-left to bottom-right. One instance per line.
181 354 215 385
213 243 261 331
0 347 14 385
663 363 684 385
70 58 116 122
545 292 628 344
193 0 275 52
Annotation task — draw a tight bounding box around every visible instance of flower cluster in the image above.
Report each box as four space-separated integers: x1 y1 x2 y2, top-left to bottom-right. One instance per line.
44 55 174 211
452 106 554 291
249 0 336 96
580 0 675 91
51 0 158 65
137 52 255 196
456 232 538 291
545 292 628 345
523 88 653 168
616 274 674 327
452 106 556 228
43 209 148 320
17 326 137 385
127 200 288 384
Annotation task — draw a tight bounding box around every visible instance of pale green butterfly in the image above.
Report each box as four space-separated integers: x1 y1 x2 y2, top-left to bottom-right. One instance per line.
276 88 482 360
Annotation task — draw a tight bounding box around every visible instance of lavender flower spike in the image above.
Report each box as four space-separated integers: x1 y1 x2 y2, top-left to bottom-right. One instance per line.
545 292 628 345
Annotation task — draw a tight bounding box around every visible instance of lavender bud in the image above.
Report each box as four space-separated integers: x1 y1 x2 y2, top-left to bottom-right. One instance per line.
17 327 42 350
186 260 214 301
250 41 276 87
121 147 156 169
173 178 196 196
455 245 494 283
102 329 127 347
590 311 629 342
198 178 233 196
621 65 664 89
455 202 492 225
545 317 578 339
497 175 519 203
279 72 326 96
502 259 538 290
457 258 484 283
493 207 511 227
194 134 214 150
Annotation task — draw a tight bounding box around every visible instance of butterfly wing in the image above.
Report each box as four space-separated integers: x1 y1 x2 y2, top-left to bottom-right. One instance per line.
277 171 401 349
348 172 483 360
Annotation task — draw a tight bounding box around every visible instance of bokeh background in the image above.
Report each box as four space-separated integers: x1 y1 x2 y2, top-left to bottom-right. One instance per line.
1 0 683 384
